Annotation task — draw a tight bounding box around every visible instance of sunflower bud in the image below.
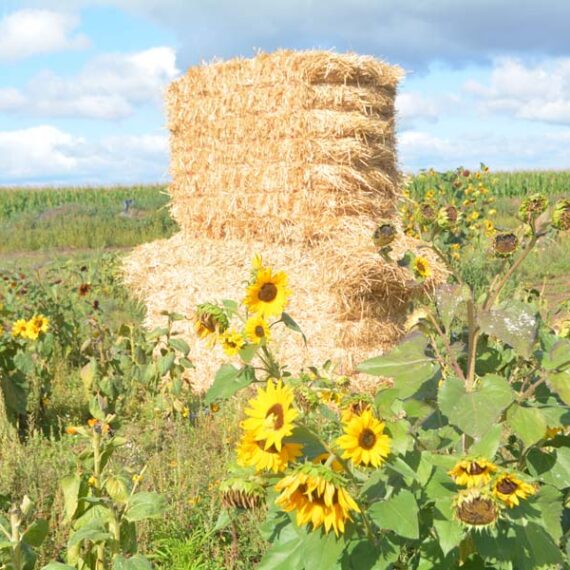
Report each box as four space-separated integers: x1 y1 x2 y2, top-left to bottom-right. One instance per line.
453 489 499 531
518 193 548 224
552 199 570 231
372 222 397 248
418 202 437 224
220 477 265 510
437 205 460 229
493 232 518 257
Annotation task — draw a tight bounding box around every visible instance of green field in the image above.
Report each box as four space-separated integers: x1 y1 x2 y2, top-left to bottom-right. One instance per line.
0 171 569 568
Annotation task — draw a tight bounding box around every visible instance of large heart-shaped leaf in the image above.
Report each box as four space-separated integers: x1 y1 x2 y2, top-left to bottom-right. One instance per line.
368 490 419 539
546 370 570 405
507 404 547 447
438 375 514 438
478 301 538 359
358 334 439 399
204 364 254 404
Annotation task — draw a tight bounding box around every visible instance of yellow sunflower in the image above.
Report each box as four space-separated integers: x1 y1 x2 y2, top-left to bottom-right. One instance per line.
448 458 498 488
336 409 391 467
12 319 28 338
236 431 302 473
31 314 49 333
244 267 291 318
275 466 360 536
25 321 40 340
492 473 536 508
412 256 432 279
241 380 298 451
244 315 270 345
221 329 245 356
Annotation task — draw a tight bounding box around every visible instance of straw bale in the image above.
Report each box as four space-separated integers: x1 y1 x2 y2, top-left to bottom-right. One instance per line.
166 49 403 242
123 231 444 392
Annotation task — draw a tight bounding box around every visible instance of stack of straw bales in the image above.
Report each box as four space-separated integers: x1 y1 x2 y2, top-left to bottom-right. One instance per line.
124 50 444 391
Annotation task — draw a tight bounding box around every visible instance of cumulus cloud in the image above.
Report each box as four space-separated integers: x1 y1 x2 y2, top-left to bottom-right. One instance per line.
396 92 441 126
465 57 570 125
18 0 570 69
0 126 169 185
2 47 179 120
0 9 89 62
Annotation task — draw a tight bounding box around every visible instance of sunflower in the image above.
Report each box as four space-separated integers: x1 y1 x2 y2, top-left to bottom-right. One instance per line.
336 409 391 467
453 489 499 531
220 476 265 510
412 256 432 280
244 267 291 318
437 205 461 229
552 199 570 231
221 329 245 356
492 473 536 508
244 315 270 345
275 465 360 536
241 380 298 451
236 431 302 473
25 321 40 340
372 222 397 248
448 458 498 488
518 193 548 224
194 303 229 342
31 314 49 334
12 319 28 338
493 233 518 257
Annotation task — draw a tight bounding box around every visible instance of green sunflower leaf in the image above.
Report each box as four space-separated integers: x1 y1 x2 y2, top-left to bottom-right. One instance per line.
438 374 514 438
204 364 254 404
368 490 420 539
506 404 547 448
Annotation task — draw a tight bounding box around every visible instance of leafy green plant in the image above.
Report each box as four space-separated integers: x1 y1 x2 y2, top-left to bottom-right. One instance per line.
201 180 569 568
43 414 166 569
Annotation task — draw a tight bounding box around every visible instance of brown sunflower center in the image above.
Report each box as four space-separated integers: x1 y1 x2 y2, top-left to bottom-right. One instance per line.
456 497 497 526
467 462 486 475
446 206 458 222
359 428 377 450
258 282 278 302
266 403 284 429
496 478 518 495
254 325 265 338
422 204 435 219
494 234 517 254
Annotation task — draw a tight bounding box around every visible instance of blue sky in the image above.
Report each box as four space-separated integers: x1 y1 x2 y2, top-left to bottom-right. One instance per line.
1 0 570 185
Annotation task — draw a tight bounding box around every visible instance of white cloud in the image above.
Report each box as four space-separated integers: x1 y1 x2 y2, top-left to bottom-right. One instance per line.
2 47 179 120
396 92 440 125
466 58 570 125
0 10 89 62
0 126 169 185
399 128 570 171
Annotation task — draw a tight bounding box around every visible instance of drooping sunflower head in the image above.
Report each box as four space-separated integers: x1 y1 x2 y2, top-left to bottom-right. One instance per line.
493 232 518 257
221 329 246 357
12 319 28 338
194 302 229 341
339 397 372 424
437 205 461 229
244 267 291 318
275 464 360 536
236 430 303 474
372 222 397 248
448 458 498 488
492 473 536 508
241 380 298 451
454 489 499 531
412 256 432 280
518 193 548 224
418 202 437 224
552 199 570 231
244 315 270 345
336 409 391 468
220 475 265 510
